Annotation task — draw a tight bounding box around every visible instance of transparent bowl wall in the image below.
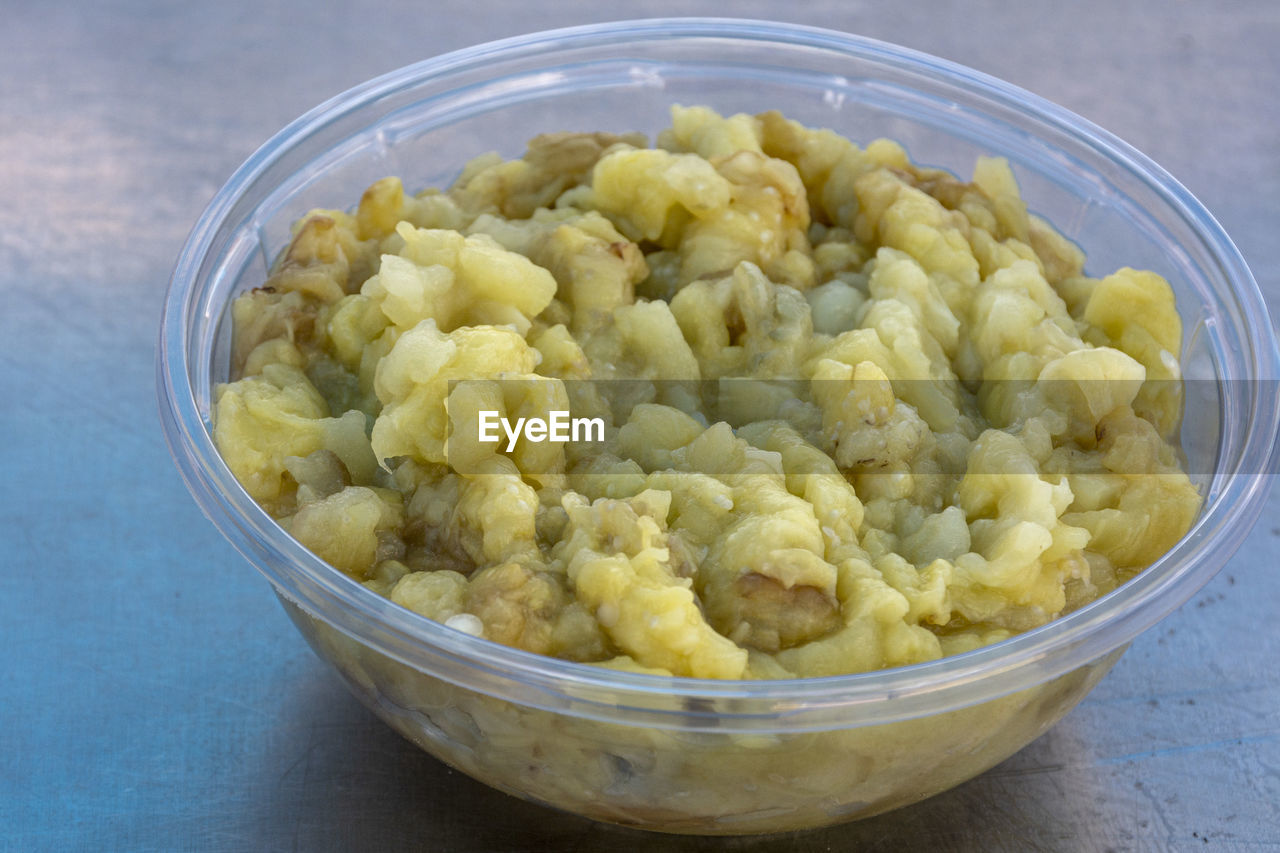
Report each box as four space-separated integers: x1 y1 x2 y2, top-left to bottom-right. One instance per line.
158 20 1280 835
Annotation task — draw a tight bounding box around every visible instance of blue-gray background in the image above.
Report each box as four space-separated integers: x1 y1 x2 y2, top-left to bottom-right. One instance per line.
2 2 1276 850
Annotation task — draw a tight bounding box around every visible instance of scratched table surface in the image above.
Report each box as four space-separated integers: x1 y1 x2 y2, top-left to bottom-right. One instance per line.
2 1 1277 850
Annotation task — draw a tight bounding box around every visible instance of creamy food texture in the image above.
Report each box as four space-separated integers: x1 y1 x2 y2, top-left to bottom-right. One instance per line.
213 106 1201 679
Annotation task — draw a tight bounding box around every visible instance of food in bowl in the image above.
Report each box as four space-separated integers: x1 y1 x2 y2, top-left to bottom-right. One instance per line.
212 104 1200 680
158 19 1280 835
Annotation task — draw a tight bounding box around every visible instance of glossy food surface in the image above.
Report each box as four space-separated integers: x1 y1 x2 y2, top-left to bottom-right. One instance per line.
214 106 1199 683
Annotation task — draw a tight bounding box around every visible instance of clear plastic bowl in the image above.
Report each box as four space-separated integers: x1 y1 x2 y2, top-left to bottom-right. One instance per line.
157 19 1280 835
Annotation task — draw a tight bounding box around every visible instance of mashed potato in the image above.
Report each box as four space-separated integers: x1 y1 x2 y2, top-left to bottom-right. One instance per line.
215 107 1200 680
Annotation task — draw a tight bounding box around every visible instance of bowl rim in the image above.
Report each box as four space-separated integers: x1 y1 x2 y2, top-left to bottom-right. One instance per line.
158 17 1280 725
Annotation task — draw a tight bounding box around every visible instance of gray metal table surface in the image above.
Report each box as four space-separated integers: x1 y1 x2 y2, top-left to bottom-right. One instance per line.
2 1 1277 850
